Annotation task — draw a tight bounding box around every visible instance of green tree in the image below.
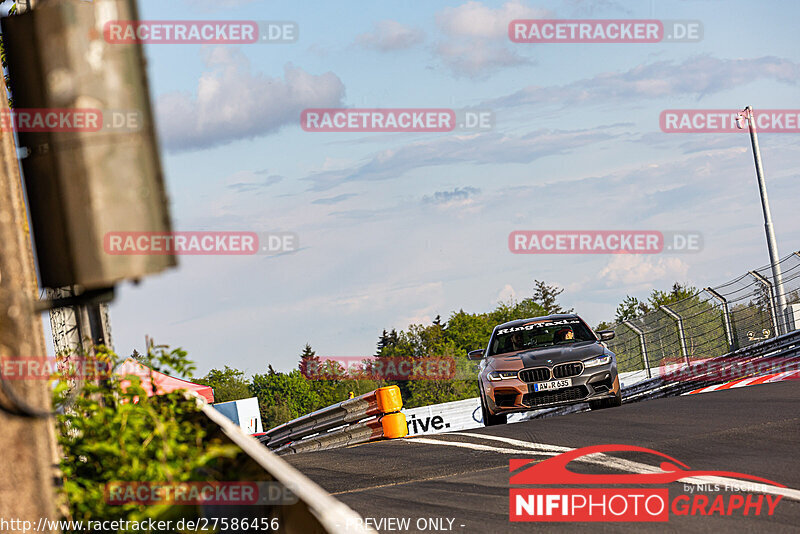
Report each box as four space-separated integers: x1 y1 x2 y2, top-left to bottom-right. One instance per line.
615 295 646 323
528 279 573 315
196 366 251 404
594 321 613 331
647 282 698 309
406 372 477 408
250 369 322 429
375 329 390 356
298 342 320 377
444 309 495 354
259 280 578 416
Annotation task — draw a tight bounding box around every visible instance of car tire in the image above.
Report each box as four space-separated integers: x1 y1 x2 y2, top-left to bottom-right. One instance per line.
480 392 508 426
590 391 622 410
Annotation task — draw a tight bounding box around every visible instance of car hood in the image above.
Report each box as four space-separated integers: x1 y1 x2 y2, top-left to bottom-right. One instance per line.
490 341 605 369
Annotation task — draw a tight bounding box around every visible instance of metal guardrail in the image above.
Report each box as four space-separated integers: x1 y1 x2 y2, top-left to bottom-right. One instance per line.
516 329 800 421
621 327 800 402
259 386 408 455
200 401 375 534
256 256 800 443
606 250 800 376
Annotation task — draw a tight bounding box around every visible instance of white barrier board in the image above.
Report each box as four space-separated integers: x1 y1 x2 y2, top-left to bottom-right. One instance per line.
212 396 264 434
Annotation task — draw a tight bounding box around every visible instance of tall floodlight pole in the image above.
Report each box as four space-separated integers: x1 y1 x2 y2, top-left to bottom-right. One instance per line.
737 106 788 335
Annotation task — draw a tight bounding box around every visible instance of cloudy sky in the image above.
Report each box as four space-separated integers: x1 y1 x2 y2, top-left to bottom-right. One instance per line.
100 0 800 376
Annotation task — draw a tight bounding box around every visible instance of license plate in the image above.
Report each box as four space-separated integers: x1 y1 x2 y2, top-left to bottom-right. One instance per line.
533 378 572 392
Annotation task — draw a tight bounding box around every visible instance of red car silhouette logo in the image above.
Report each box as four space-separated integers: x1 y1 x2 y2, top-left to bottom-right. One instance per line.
510 444 783 487
509 445 785 522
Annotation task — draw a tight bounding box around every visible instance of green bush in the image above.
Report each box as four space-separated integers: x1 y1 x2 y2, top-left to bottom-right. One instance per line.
54 344 241 530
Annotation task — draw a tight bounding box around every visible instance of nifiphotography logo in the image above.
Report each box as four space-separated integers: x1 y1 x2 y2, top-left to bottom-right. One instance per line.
509 444 784 522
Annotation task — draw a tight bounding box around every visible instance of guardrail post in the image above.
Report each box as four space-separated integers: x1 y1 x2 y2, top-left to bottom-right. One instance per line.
705 287 736 351
749 270 780 337
660 305 690 366
622 321 651 378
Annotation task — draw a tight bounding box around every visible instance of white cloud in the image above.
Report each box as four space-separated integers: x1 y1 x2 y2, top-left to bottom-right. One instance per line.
432 1 548 78
304 128 618 190
495 284 517 305
487 55 800 108
190 0 258 9
563 0 633 16
157 48 345 151
312 193 358 205
356 20 425 51
434 40 531 78
225 170 283 193
436 0 547 39
598 255 690 288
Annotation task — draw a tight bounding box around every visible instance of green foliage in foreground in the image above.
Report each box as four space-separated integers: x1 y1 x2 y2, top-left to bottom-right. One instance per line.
55 344 241 529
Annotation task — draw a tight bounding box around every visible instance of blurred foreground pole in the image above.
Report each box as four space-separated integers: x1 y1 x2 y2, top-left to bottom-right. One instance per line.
6 0 173 359
0 38 60 534
0 0 173 528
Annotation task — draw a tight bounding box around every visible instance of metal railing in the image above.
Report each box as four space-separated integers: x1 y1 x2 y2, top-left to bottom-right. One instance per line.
620 328 800 403
200 398 375 533
606 251 800 376
258 386 408 455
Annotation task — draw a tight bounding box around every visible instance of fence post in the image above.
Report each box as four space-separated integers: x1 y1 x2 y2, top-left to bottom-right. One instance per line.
749 270 780 337
660 305 690 366
705 287 736 351
622 321 651 378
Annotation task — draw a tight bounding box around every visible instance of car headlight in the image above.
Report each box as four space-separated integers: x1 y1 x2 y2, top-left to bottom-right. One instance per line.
584 355 612 368
487 370 518 381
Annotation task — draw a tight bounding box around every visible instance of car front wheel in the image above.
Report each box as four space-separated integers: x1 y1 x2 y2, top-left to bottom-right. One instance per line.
480 391 508 426
589 391 622 410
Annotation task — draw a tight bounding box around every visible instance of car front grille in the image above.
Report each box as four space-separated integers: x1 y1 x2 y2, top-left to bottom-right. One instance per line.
523 386 588 407
553 362 584 379
518 367 550 383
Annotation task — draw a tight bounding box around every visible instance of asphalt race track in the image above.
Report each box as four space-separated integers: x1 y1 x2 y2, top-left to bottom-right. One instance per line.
287 381 800 533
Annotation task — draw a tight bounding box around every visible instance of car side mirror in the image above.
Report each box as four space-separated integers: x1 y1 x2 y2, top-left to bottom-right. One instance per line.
598 330 615 341
467 349 485 361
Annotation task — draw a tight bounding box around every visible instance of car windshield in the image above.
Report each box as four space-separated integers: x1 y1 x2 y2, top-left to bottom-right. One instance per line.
488 318 596 356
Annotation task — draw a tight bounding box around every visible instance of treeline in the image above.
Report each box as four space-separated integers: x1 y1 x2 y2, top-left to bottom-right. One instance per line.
604 282 793 369
196 281 571 429
598 282 699 329
198 280 717 430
